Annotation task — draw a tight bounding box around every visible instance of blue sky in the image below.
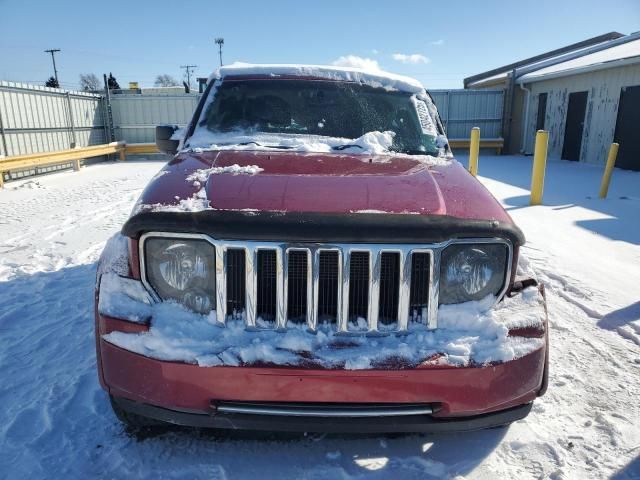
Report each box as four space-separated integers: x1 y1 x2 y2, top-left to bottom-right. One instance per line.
1 0 638 90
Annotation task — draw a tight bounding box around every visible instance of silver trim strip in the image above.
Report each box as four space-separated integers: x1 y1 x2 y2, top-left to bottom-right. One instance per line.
215 245 226 325
245 247 257 328
138 234 513 334
274 247 286 330
309 249 319 331
367 247 381 332
338 248 350 333
428 248 439 330
216 404 434 417
397 249 412 331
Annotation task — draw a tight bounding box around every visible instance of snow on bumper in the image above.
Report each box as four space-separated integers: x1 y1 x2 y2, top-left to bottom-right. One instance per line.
98 272 546 370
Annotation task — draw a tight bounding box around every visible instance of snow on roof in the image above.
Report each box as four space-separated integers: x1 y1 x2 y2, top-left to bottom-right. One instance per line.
210 63 426 93
466 35 640 88
518 38 640 82
466 71 509 88
465 42 614 87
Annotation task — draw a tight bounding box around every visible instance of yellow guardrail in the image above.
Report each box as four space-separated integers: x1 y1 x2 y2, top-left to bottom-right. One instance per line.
448 137 504 155
0 141 165 188
124 143 159 155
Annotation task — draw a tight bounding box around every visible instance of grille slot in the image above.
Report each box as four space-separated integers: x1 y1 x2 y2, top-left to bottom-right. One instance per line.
379 252 400 325
256 250 277 323
348 251 370 324
226 248 246 318
409 252 430 323
287 250 308 322
318 251 339 323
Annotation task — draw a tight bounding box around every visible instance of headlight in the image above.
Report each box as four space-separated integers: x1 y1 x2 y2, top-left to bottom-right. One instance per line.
439 243 509 305
144 237 216 314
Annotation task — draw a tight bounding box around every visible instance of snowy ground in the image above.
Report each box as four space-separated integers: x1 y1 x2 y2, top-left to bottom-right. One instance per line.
0 155 638 479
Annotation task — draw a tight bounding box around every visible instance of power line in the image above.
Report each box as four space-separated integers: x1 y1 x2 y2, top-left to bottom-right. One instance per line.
180 64 197 89
44 48 61 84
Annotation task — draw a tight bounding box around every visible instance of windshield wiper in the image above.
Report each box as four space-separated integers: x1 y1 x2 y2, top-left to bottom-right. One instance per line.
390 148 439 156
332 144 363 151
235 141 293 150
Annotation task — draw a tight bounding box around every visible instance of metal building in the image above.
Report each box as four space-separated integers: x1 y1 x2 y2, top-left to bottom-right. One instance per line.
465 32 640 171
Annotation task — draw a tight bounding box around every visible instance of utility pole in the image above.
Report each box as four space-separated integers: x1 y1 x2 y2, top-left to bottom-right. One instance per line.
214 38 224 66
180 64 198 89
44 49 61 84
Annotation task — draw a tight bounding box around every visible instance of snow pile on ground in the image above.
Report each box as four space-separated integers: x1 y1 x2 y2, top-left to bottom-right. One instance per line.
100 257 545 369
0 157 639 479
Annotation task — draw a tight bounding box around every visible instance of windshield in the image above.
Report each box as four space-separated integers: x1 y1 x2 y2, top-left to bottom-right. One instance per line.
194 79 440 155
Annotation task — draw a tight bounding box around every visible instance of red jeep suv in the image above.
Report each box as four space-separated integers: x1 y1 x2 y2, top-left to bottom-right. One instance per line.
95 64 548 433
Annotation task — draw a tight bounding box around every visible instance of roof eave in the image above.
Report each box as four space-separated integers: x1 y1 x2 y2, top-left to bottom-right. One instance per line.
517 55 640 84
463 32 624 88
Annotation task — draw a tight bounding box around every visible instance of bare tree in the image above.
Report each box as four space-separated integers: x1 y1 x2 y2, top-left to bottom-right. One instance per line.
79 73 100 91
154 74 179 87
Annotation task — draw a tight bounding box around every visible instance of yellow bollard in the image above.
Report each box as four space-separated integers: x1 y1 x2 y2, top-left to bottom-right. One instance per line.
468 127 480 176
119 147 126 162
599 143 619 199
530 130 549 206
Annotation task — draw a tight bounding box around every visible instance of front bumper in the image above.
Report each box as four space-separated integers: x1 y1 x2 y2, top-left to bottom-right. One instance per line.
97 313 547 431
111 395 534 433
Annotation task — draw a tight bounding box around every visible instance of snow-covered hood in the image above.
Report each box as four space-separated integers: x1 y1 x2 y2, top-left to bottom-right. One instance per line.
136 150 512 221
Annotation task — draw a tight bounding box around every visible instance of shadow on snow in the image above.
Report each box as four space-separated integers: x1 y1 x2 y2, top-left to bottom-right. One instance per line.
457 154 640 245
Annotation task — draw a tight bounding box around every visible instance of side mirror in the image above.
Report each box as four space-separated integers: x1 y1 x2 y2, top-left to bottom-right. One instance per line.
155 125 180 155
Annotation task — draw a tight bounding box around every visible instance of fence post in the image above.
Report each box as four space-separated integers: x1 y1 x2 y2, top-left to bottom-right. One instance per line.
599 143 619 199
468 127 480 176
103 74 115 143
530 130 549 205
0 107 8 157
65 92 77 148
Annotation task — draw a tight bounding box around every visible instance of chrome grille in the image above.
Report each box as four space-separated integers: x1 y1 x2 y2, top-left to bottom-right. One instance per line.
140 234 513 334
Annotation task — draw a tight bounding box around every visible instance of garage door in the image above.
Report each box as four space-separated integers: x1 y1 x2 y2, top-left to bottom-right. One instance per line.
613 85 640 171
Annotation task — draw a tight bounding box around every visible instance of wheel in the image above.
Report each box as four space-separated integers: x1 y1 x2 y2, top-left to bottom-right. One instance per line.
109 396 165 429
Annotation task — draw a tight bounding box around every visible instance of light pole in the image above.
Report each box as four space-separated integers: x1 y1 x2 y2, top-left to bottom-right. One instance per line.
215 38 224 66
45 49 61 84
